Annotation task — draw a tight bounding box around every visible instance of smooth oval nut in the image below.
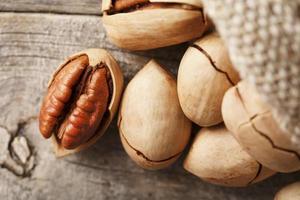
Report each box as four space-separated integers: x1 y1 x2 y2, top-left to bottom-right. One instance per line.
222 80 300 172
118 60 192 170
275 182 300 200
39 49 124 156
102 0 210 50
184 124 275 187
178 33 240 127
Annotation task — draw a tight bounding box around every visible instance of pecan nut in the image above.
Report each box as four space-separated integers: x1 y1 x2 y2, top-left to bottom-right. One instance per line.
39 49 123 152
177 33 240 127
118 60 191 170
102 0 210 50
222 81 300 172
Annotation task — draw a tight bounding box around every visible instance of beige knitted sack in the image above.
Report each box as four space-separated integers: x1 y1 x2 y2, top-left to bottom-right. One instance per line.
202 0 300 146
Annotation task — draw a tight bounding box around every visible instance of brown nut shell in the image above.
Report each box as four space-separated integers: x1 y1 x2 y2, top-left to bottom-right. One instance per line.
118 60 192 170
39 49 124 157
184 125 275 187
275 182 300 200
178 33 240 127
102 0 209 50
222 81 300 172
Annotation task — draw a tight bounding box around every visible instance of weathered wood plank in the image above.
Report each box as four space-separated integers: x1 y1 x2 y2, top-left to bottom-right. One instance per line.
0 0 101 15
0 12 299 200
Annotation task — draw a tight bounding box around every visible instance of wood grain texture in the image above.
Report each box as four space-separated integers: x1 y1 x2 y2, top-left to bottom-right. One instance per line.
0 11 299 200
0 0 100 15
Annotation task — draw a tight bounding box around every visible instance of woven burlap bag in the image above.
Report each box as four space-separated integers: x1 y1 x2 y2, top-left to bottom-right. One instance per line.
202 0 300 147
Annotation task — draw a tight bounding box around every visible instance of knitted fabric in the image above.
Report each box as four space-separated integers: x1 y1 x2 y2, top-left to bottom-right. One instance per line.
202 0 300 146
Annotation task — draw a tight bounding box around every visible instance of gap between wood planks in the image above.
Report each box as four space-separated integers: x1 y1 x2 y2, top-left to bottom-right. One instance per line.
0 10 102 16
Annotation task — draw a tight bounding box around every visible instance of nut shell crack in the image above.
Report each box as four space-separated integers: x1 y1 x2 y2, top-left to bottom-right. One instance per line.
118 117 182 163
236 87 300 161
191 44 235 86
247 163 262 185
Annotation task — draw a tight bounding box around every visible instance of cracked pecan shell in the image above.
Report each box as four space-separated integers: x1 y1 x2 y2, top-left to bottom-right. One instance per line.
178 33 240 127
222 80 300 173
39 49 124 156
184 124 275 187
102 0 210 50
118 60 191 170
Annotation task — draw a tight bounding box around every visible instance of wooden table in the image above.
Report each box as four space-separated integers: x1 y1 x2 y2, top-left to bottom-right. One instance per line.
0 1 299 199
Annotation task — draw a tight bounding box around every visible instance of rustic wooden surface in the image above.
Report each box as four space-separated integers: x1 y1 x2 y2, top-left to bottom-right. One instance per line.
0 1 299 200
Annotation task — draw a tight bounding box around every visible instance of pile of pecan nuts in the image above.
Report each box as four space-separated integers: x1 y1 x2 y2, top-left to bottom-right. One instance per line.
38 0 300 198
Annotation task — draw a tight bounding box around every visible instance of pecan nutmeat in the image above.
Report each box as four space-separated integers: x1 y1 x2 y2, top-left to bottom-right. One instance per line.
39 54 110 149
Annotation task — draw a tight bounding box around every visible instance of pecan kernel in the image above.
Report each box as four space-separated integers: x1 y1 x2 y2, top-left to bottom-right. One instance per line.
39 54 110 149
